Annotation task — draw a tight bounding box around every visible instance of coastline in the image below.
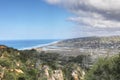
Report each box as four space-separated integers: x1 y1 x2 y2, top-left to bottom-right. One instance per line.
19 40 60 50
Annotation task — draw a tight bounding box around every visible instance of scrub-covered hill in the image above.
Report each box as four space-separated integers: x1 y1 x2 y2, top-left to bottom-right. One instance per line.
0 45 120 80
0 45 85 80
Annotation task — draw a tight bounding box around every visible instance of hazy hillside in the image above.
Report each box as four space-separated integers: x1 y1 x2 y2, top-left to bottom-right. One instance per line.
36 36 120 58
52 36 120 49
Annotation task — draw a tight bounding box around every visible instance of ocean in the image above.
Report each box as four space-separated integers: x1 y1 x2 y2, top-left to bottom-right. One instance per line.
0 39 59 50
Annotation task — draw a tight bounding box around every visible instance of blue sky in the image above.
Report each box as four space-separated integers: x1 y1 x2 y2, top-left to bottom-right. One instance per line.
0 0 75 40
1 0 119 40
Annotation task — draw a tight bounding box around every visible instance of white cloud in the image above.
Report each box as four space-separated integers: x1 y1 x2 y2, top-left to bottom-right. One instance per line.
45 0 120 28
46 0 120 37
69 16 120 28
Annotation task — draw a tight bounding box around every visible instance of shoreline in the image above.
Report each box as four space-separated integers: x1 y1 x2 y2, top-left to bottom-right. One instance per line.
19 40 60 50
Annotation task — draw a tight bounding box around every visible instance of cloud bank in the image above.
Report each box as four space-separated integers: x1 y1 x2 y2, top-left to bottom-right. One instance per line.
45 0 120 36
46 0 120 28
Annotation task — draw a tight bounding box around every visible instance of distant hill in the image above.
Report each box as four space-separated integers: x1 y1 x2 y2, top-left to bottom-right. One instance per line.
52 36 120 49
36 36 120 57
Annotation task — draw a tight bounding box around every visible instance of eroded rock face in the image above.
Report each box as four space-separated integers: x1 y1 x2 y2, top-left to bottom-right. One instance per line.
0 66 6 80
72 70 79 80
52 70 64 80
72 70 85 80
40 65 64 80
0 45 7 49
38 65 85 80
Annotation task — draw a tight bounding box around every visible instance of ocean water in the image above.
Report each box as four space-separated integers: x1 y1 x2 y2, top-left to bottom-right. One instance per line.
0 39 59 50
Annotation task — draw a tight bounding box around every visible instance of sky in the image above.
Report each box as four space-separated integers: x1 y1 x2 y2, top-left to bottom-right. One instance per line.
0 0 120 40
0 0 74 40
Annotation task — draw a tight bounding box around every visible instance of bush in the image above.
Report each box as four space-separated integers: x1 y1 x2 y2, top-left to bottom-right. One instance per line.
0 59 11 68
4 73 16 80
39 53 60 62
85 54 120 80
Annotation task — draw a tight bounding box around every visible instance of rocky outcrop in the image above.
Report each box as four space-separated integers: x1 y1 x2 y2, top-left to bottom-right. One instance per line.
38 65 85 80
38 65 64 80
0 66 5 80
72 69 85 80
0 45 6 49
52 70 64 80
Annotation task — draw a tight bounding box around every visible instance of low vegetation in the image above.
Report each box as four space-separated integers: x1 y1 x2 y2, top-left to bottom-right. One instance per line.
85 54 120 80
0 45 120 80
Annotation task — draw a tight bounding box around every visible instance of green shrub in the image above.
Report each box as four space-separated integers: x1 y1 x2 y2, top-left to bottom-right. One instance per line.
0 59 11 68
4 72 16 80
85 54 120 80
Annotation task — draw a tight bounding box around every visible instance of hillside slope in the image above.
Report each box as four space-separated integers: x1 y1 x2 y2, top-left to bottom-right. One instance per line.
36 36 120 57
0 45 85 80
51 36 120 49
